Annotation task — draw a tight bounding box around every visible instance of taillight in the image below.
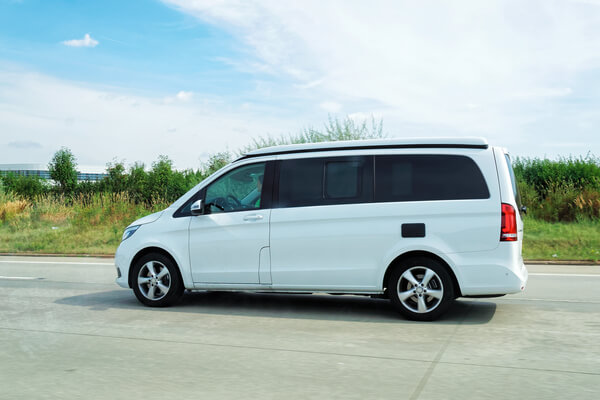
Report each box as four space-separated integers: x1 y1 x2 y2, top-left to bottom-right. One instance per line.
501 203 517 241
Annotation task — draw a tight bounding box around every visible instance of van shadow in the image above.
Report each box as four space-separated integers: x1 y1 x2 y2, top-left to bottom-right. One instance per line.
56 289 497 325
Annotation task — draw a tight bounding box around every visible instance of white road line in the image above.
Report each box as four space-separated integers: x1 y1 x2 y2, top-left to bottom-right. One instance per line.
529 273 600 277
0 276 41 280
504 297 600 304
0 260 113 266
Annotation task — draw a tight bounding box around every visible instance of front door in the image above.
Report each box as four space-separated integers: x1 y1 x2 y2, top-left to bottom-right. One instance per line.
189 162 269 284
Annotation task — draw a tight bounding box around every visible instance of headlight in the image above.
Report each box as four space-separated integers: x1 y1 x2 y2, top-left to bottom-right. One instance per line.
122 225 140 241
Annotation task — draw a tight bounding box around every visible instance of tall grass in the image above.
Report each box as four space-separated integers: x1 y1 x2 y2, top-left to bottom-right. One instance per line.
513 155 600 193
514 156 600 222
0 192 170 254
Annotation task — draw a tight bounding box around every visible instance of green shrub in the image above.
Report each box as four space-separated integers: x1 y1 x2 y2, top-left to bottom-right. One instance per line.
1 173 49 199
513 156 600 222
513 156 600 194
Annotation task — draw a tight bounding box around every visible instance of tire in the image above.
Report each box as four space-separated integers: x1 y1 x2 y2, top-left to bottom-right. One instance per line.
388 257 454 321
131 253 185 307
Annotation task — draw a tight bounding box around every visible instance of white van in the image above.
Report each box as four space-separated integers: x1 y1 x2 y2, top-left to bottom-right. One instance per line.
115 138 528 320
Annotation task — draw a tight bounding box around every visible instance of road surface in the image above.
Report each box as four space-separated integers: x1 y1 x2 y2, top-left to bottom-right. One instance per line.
1 256 599 399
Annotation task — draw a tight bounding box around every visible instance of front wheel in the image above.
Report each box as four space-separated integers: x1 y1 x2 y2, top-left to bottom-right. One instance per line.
388 257 454 321
132 253 184 307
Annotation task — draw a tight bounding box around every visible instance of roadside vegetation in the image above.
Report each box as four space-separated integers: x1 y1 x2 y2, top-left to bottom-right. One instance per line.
0 191 169 254
1 116 598 261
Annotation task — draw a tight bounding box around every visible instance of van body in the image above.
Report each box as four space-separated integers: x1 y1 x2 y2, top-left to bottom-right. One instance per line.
115 138 528 320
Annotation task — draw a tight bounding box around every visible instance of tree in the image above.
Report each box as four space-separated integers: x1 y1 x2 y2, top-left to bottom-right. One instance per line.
127 162 148 203
102 160 127 193
201 151 232 179
48 147 78 194
239 115 385 154
146 156 188 202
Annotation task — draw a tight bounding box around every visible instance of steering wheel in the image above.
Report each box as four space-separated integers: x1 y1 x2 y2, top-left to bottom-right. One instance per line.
210 195 241 212
225 195 242 209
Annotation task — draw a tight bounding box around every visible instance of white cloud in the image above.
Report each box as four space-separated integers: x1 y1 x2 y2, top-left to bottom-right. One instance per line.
294 79 324 89
164 90 194 104
162 0 600 156
62 33 99 48
513 88 573 99
319 101 342 113
176 91 193 101
0 69 298 169
348 112 383 123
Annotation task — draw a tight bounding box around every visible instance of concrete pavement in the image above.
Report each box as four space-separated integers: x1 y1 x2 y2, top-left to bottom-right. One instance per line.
0 256 599 399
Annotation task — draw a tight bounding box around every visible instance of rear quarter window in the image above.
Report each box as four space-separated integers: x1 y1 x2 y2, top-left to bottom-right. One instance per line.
504 154 522 208
375 154 489 202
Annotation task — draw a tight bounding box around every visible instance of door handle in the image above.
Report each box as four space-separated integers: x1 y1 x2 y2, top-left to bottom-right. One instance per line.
243 214 264 222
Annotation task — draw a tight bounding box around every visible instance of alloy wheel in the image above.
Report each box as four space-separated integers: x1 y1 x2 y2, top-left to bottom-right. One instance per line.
137 261 171 301
396 266 444 313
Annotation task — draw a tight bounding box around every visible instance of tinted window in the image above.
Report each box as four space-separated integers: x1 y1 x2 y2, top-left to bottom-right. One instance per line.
325 161 361 199
375 155 489 202
278 158 323 207
277 156 372 207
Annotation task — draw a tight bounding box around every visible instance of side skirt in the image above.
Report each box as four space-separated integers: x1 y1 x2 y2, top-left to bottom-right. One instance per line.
190 283 383 295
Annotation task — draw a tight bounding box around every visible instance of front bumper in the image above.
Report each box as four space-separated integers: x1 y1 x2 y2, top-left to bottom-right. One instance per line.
115 242 132 288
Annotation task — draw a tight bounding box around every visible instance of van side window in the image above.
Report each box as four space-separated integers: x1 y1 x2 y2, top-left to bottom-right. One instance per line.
205 162 266 213
325 161 361 199
278 158 323 207
375 155 489 202
277 156 372 207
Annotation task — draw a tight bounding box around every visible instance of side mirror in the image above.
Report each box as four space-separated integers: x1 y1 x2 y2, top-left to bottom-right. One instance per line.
520 205 527 215
190 199 204 216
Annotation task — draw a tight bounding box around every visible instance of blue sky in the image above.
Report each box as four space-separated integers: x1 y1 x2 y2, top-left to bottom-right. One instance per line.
1 0 599 169
0 0 260 97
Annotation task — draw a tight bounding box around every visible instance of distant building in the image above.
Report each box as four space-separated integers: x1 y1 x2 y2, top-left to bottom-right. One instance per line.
0 164 108 182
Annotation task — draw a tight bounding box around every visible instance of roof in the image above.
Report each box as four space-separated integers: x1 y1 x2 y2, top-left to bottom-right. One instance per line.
239 137 489 160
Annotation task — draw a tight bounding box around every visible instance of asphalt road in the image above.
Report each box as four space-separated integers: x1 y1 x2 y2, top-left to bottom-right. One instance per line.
1 256 599 400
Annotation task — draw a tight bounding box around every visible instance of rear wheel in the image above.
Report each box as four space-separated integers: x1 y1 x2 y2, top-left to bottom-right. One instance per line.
132 253 184 307
388 257 454 321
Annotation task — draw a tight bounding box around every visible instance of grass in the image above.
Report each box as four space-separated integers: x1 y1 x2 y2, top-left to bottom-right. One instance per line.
0 193 169 255
1 192 599 262
522 217 600 262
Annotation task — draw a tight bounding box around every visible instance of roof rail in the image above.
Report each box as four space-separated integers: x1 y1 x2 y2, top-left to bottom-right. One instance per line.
237 137 489 160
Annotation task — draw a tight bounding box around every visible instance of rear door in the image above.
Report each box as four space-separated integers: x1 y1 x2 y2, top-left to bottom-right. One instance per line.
372 152 501 254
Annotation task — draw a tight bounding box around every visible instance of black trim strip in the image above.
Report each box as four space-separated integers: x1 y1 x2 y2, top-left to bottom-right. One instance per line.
259 160 275 209
237 143 488 161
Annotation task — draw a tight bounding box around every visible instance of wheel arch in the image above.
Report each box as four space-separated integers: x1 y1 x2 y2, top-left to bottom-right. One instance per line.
382 250 462 297
128 246 182 288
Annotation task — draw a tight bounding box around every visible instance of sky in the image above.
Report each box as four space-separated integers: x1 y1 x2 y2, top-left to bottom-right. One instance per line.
1 0 599 170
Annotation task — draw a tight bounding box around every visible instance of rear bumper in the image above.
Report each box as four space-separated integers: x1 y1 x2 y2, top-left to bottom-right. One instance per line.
450 243 528 296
